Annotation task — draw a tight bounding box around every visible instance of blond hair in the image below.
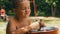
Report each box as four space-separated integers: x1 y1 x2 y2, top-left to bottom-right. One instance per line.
12 0 30 8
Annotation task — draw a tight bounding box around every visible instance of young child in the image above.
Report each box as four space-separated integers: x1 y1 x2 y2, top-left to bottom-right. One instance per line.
6 0 45 34
0 9 8 21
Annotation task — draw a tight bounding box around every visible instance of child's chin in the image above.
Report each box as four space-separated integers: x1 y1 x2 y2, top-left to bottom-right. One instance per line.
23 16 28 18
26 15 29 17
24 16 29 18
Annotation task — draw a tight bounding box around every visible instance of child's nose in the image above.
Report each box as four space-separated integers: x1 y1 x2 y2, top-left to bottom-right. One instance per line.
25 9 28 12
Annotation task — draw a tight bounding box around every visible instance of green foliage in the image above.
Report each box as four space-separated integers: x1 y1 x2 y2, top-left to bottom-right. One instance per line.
35 0 52 16
30 2 34 16
35 0 60 17
36 11 45 16
1 0 60 17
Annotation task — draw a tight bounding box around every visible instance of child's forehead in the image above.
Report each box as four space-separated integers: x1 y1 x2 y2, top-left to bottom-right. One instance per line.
21 2 30 5
1 9 5 12
20 0 30 4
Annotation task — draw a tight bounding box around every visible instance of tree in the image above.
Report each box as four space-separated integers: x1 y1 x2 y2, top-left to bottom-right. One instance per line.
45 0 57 17
35 0 51 16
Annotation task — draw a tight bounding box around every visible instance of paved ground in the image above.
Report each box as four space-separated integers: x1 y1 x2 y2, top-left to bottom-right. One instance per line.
44 20 60 34
0 22 7 34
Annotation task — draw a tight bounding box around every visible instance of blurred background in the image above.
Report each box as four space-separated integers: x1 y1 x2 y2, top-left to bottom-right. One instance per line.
0 0 60 34
0 0 60 17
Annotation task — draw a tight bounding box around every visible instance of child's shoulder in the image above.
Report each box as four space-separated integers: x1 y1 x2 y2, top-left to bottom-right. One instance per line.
8 17 15 23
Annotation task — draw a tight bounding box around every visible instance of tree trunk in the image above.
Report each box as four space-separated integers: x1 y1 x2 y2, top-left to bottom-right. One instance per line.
51 5 56 17
53 6 56 17
33 0 37 16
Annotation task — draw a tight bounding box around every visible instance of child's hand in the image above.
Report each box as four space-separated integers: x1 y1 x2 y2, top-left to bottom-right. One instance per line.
29 20 40 30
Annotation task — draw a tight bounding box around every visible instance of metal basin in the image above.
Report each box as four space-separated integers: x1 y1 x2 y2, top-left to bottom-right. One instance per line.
28 27 58 34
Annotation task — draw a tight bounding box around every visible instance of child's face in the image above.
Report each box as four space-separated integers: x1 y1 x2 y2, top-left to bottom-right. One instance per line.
1 9 5 15
15 1 31 18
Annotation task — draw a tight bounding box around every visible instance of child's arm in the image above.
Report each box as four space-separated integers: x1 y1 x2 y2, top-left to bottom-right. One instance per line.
6 19 32 34
6 19 41 34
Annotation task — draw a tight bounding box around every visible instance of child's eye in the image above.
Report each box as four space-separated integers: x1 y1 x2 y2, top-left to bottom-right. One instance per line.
28 7 30 9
